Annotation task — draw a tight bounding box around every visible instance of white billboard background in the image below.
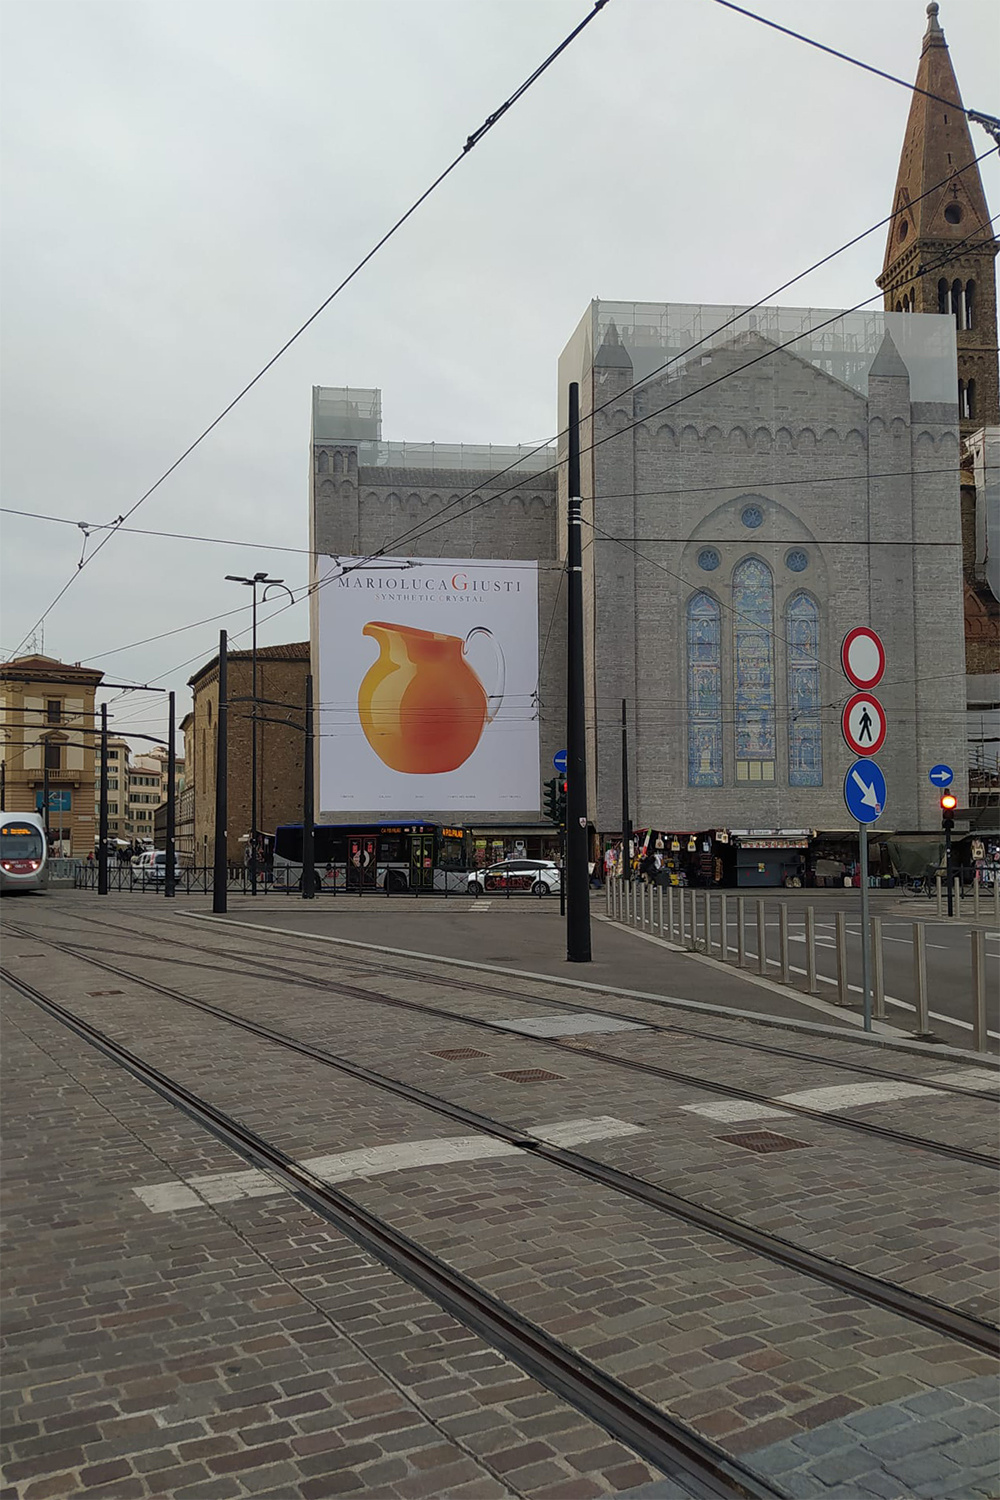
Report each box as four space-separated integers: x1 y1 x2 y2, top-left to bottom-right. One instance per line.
317 555 540 812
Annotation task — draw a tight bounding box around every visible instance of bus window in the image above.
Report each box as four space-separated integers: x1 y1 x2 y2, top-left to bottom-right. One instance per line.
378 835 406 863
438 835 465 869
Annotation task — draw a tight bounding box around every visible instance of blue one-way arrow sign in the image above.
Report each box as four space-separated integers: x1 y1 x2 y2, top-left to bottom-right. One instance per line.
553 749 568 773
844 759 886 824
928 763 954 787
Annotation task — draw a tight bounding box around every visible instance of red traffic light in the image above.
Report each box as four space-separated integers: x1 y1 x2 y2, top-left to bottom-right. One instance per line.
939 792 958 811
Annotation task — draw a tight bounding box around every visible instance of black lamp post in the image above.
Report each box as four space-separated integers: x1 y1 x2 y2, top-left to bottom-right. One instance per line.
225 572 294 895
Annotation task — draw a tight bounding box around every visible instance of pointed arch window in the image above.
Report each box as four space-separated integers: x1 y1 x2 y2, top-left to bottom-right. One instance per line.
786 594 822 787
733 558 775 781
938 278 949 314
965 280 975 329
687 592 722 786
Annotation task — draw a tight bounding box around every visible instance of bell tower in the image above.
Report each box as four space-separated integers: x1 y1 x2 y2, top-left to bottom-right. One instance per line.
877 2 998 436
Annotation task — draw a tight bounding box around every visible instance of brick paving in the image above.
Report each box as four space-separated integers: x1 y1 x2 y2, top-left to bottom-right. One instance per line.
3 895 999 1500
1 990 661 1499
28 900 996 1320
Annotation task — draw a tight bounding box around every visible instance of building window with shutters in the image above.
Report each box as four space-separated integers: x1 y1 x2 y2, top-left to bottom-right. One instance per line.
46 700 62 723
44 739 61 772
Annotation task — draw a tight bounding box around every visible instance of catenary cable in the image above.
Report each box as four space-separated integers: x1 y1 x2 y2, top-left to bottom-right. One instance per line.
7 0 612 660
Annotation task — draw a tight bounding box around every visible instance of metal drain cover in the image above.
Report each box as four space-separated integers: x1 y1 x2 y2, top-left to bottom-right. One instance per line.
717 1130 811 1154
86 989 125 997
495 1069 564 1083
431 1048 488 1060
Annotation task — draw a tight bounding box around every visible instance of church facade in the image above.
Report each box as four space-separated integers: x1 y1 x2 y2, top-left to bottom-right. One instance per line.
558 301 967 839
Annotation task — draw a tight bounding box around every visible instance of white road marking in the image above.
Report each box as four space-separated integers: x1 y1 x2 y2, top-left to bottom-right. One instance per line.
926 1069 1000 1091
774 1080 937 1112
132 1116 643 1212
499 1012 646 1037
681 1100 791 1123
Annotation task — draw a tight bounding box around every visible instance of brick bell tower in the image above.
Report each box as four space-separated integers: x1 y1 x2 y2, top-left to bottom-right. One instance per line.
877 1 999 436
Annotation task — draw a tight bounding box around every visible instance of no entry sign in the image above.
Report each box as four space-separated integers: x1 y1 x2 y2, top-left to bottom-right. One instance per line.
842 692 886 755
841 627 885 690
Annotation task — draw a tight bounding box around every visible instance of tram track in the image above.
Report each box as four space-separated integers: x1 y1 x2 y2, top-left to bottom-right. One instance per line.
2 930 998 1358
7 914 996 1173
1 966 780 1500
25 900 1000 1098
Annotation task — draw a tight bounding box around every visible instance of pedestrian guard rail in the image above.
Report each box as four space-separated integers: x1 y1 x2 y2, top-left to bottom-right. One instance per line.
72 864 560 898
605 878 996 1055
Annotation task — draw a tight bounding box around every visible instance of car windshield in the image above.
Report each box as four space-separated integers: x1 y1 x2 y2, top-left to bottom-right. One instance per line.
1 827 43 859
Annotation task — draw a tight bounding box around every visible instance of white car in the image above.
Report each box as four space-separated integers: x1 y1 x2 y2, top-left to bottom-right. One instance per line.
130 850 182 883
467 858 561 895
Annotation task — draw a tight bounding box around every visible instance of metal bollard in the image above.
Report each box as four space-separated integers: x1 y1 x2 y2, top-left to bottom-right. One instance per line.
871 915 885 1021
836 911 850 1006
994 876 999 930
757 899 768 975
935 873 943 919
704 891 712 953
779 903 790 985
737 896 746 968
606 878 612 917
720 894 729 963
912 923 930 1036
973 875 980 922
805 906 817 994
954 877 961 921
971 929 986 1052
658 884 664 937
668 885 675 942
639 882 645 930
623 881 630 924
679 888 687 948
690 890 699 949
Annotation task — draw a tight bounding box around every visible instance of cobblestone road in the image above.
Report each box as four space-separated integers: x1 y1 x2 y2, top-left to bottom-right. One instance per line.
2 895 997 1500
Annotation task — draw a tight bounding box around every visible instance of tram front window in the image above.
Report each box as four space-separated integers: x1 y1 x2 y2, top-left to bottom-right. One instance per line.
1 826 44 862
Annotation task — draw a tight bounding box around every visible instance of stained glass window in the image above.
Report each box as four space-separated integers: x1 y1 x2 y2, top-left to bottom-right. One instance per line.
687 592 723 786
733 558 775 774
697 547 720 571
787 592 822 787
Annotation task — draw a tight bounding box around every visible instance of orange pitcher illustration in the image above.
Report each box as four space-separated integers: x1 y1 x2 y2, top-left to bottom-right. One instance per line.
358 621 505 773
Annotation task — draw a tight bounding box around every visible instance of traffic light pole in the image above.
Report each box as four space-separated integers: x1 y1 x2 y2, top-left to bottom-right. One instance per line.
621 698 632 883
858 822 871 1032
98 704 109 896
212 631 228 915
566 382 591 963
945 821 954 918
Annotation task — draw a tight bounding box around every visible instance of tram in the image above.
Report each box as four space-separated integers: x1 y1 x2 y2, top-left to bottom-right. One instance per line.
0 812 49 893
273 821 467 892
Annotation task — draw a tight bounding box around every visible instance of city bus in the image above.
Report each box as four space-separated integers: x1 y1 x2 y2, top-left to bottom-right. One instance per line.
273 821 467 893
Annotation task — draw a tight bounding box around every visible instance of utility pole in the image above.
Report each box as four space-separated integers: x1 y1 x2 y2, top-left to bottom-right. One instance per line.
42 760 50 843
213 631 228 915
621 698 632 883
98 703 109 896
566 382 591 963
165 690 176 899
302 673 315 899
0 759 5 811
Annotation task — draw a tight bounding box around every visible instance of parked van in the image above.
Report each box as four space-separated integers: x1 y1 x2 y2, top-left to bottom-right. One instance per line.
130 851 182 883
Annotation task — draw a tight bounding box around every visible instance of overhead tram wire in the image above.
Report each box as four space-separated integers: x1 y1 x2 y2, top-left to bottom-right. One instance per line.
7 0 613 662
358 148 996 561
7 457 997 550
711 0 1000 145
9 133 992 677
93 219 995 715
77 211 995 705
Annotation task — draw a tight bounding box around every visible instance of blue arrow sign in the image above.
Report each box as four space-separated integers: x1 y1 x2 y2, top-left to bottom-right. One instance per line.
553 749 568 773
844 759 886 824
928 763 954 788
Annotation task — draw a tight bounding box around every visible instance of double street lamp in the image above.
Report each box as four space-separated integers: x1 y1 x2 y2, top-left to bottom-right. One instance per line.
225 572 295 895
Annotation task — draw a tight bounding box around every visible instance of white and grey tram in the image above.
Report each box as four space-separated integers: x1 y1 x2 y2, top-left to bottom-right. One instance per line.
0 811 49 893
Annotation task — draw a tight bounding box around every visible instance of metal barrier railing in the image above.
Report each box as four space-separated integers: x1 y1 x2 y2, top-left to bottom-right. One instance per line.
71 864 563 899
605 878 997 1054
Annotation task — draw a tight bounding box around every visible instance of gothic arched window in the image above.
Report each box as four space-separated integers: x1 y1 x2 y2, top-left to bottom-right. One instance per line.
938 278 949 314
733 558 775 782
965 280 975 329
786 594 822 787
951 279 963 328
687 592 723 787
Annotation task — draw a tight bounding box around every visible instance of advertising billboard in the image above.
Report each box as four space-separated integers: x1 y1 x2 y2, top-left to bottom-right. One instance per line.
317 555 540 812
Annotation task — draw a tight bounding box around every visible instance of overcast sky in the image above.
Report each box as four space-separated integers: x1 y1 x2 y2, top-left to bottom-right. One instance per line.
2 0 997 749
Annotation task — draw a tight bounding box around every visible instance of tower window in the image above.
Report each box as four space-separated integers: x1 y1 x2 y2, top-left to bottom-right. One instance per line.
898 220 908 241
944 202 962 224
952 279 963 328
938 278 949 314
965 280 975 329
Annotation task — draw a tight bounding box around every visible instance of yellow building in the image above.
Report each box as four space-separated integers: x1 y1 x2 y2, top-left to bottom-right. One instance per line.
94 736 132 844
0 654 104 855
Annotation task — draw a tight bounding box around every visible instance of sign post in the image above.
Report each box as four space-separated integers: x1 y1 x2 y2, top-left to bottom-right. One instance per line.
842 624 887 1035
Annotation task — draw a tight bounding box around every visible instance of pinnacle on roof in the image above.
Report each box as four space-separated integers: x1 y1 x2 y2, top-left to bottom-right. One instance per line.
869 330 909 381
595 320 633 369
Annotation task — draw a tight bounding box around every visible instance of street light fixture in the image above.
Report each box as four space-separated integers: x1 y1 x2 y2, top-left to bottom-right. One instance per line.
225 572 296 895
